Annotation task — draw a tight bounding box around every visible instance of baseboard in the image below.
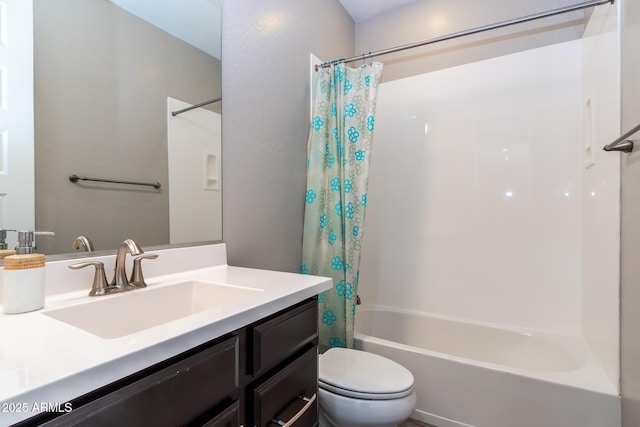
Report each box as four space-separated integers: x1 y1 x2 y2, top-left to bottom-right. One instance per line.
411 409 476 427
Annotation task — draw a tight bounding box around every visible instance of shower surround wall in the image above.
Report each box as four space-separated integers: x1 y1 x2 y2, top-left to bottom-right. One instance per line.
581 2 620 390
359 40 584 335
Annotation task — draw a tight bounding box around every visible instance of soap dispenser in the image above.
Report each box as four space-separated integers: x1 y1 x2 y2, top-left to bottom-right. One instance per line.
2 230 53 314
15 230 55 254
0 229 16 259
3 253 46 314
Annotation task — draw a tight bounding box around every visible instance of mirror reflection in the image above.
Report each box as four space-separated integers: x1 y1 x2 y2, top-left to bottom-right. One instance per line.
31 0 222 255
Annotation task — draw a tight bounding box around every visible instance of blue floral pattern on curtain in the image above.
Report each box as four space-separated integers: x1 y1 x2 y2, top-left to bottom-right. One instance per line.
301 62 383 352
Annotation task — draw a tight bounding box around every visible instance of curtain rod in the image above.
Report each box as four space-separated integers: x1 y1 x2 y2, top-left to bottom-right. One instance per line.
171 96 222 116
317 0 613 70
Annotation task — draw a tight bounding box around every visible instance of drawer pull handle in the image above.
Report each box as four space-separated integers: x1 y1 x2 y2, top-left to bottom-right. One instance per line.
271 393 317 427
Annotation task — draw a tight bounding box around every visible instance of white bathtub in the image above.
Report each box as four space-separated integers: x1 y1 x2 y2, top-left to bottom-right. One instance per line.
354 306 621 427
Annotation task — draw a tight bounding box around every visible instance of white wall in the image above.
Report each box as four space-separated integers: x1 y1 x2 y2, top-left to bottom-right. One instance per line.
359 40 585 335
581 2 621 389
167 97 222 244
620 0 640 421
0 0 35 250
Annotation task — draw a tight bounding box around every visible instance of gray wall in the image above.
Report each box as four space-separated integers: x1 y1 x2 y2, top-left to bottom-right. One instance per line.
222 0 354 272
355 0 585 82
34 0 221 254
620 0 640 423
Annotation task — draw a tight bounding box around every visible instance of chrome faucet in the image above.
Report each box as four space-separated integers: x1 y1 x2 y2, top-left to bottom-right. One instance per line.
71 235 95 252
111 239 144 289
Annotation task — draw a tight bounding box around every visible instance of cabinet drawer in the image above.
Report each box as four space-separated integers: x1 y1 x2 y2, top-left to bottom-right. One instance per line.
250 299 317 376
252 345 318 427
202 400 240 427
42 336 239 427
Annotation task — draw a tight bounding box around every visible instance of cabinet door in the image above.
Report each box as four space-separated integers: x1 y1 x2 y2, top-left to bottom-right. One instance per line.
41 336 239 427
252 346 318 427
250 299 317 377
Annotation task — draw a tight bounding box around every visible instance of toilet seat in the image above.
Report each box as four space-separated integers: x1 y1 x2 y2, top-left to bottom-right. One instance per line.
319 348 414 400
319 380 414 400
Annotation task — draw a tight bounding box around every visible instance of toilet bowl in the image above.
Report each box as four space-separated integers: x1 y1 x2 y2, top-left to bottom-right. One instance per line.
318 348 417 427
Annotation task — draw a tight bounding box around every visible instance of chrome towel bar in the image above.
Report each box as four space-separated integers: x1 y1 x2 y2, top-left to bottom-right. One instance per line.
603 122 640 153
69 174 161 189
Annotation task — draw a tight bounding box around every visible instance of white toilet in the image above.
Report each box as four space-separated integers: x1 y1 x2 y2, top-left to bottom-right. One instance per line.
318 348 417 427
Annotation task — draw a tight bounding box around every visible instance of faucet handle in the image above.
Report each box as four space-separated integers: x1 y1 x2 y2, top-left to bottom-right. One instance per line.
130 254 159 288
69 261 113 296
71 235 95 252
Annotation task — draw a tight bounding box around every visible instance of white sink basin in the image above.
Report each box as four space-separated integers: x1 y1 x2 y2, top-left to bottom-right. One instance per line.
43 281 263 339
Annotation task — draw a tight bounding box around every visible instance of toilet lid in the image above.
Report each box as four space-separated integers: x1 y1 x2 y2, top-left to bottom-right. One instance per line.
319 348 414 400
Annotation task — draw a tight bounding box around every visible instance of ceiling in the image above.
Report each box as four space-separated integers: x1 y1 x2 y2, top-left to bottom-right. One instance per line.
338 0 419 22
108 0 415 58
110 0 222 59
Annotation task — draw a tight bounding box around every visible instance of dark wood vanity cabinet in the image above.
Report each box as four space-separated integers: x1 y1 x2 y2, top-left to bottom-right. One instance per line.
35 335 241 427
247 299 319 427
19 297 318 427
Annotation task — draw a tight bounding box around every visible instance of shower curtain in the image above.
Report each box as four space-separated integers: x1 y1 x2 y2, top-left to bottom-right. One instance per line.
301 62 383 352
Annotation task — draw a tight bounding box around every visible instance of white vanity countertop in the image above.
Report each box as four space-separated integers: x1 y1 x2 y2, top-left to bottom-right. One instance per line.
0 243 332 426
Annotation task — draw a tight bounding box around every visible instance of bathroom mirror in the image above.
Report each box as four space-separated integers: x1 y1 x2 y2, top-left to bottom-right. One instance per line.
28 0 222 256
